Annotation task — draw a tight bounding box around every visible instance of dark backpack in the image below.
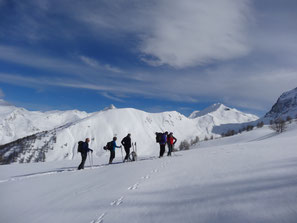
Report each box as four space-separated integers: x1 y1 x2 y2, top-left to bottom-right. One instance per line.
156 132 163 143
130 151 137 161
77 141 84 153
103 141 113 151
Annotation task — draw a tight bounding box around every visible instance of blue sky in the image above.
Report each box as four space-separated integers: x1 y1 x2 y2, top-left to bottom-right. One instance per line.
0 0 296 116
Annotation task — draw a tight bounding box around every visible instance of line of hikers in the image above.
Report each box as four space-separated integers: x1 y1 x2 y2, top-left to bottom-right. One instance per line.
77 132 177 170
155 131 177 157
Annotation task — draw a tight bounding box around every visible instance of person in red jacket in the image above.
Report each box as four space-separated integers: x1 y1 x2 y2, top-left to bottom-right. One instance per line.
167 132 177 156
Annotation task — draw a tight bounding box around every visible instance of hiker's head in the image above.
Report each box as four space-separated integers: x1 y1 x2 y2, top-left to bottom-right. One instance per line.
85 138 90 143
113 137 117 141
165 131 168 135
128 133 131 137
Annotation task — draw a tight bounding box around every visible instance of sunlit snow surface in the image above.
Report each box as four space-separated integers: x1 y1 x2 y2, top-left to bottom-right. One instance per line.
0 101 258 163
1 122 297 223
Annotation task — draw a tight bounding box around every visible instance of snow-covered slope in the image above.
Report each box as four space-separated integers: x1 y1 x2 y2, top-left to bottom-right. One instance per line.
0 104 258 164
265 87 297 120
0 99 90 145
0 122 296 223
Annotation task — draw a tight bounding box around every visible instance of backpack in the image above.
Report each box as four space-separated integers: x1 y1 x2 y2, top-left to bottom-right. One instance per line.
130 151 137 161
156 132 163 143
77 141 84 153
103 141 113 151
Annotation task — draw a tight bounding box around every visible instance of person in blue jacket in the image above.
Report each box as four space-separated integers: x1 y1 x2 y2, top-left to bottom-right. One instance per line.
109 137 122 164
78 138 93 170
159 132 168 158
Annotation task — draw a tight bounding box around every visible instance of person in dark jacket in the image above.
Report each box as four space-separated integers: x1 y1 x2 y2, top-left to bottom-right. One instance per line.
159 132 168 158
78 138 93 170
167 132 177 156
121 133 132 162
109 137 122 164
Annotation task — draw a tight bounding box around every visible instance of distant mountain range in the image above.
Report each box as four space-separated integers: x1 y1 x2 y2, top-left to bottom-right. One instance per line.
0 101 257 164
1 87 296 165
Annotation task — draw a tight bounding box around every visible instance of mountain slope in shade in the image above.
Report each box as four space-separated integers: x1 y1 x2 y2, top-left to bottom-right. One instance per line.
265 87 297 120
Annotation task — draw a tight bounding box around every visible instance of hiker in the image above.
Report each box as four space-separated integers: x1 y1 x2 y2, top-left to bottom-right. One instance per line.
78 138 93 170
121 133 132 162
167 132 177 156
109 137 122 164
158 132 168 158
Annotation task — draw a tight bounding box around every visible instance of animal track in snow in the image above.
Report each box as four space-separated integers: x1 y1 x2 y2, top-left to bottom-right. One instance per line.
141 175 150 179
151 169 159 173
110 196 124 206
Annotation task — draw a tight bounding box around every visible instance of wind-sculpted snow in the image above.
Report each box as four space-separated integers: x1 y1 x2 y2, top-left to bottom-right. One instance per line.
0 104 258 164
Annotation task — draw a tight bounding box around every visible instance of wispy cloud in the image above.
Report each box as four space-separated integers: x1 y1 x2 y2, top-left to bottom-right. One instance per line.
1 0 252 69
0 45 126 82
80 55 122 73
101 92 125 103
2 63 296 113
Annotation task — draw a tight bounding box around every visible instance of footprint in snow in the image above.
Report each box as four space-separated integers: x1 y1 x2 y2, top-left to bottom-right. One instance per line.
128 183 139 190
141 175 150 179
90 213 106 223
151 169 159 173
110 196 124 206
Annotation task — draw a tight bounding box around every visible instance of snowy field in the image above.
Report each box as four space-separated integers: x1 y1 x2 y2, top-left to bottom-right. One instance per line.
1 123 297 223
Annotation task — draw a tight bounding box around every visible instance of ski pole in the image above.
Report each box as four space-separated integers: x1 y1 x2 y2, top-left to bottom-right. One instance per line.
121 146 124 162
88 152 92 168
135 142 137 161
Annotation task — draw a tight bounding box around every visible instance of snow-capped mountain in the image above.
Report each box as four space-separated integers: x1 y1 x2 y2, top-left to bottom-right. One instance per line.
190 103 257 120
193 103 258 135
103 104 116 111
188 110 200 119
264 87 297 120
0 102 258 164
0 99 90 145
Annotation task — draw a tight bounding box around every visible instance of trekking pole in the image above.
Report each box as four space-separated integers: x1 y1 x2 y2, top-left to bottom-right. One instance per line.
88 152 92 168
135 142 137 161
121 146 124 162
91 152 94 167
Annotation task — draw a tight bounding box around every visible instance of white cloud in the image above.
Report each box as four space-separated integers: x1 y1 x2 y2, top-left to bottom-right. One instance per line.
67 0 252 68
139 0 251 68
17 0 251 69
